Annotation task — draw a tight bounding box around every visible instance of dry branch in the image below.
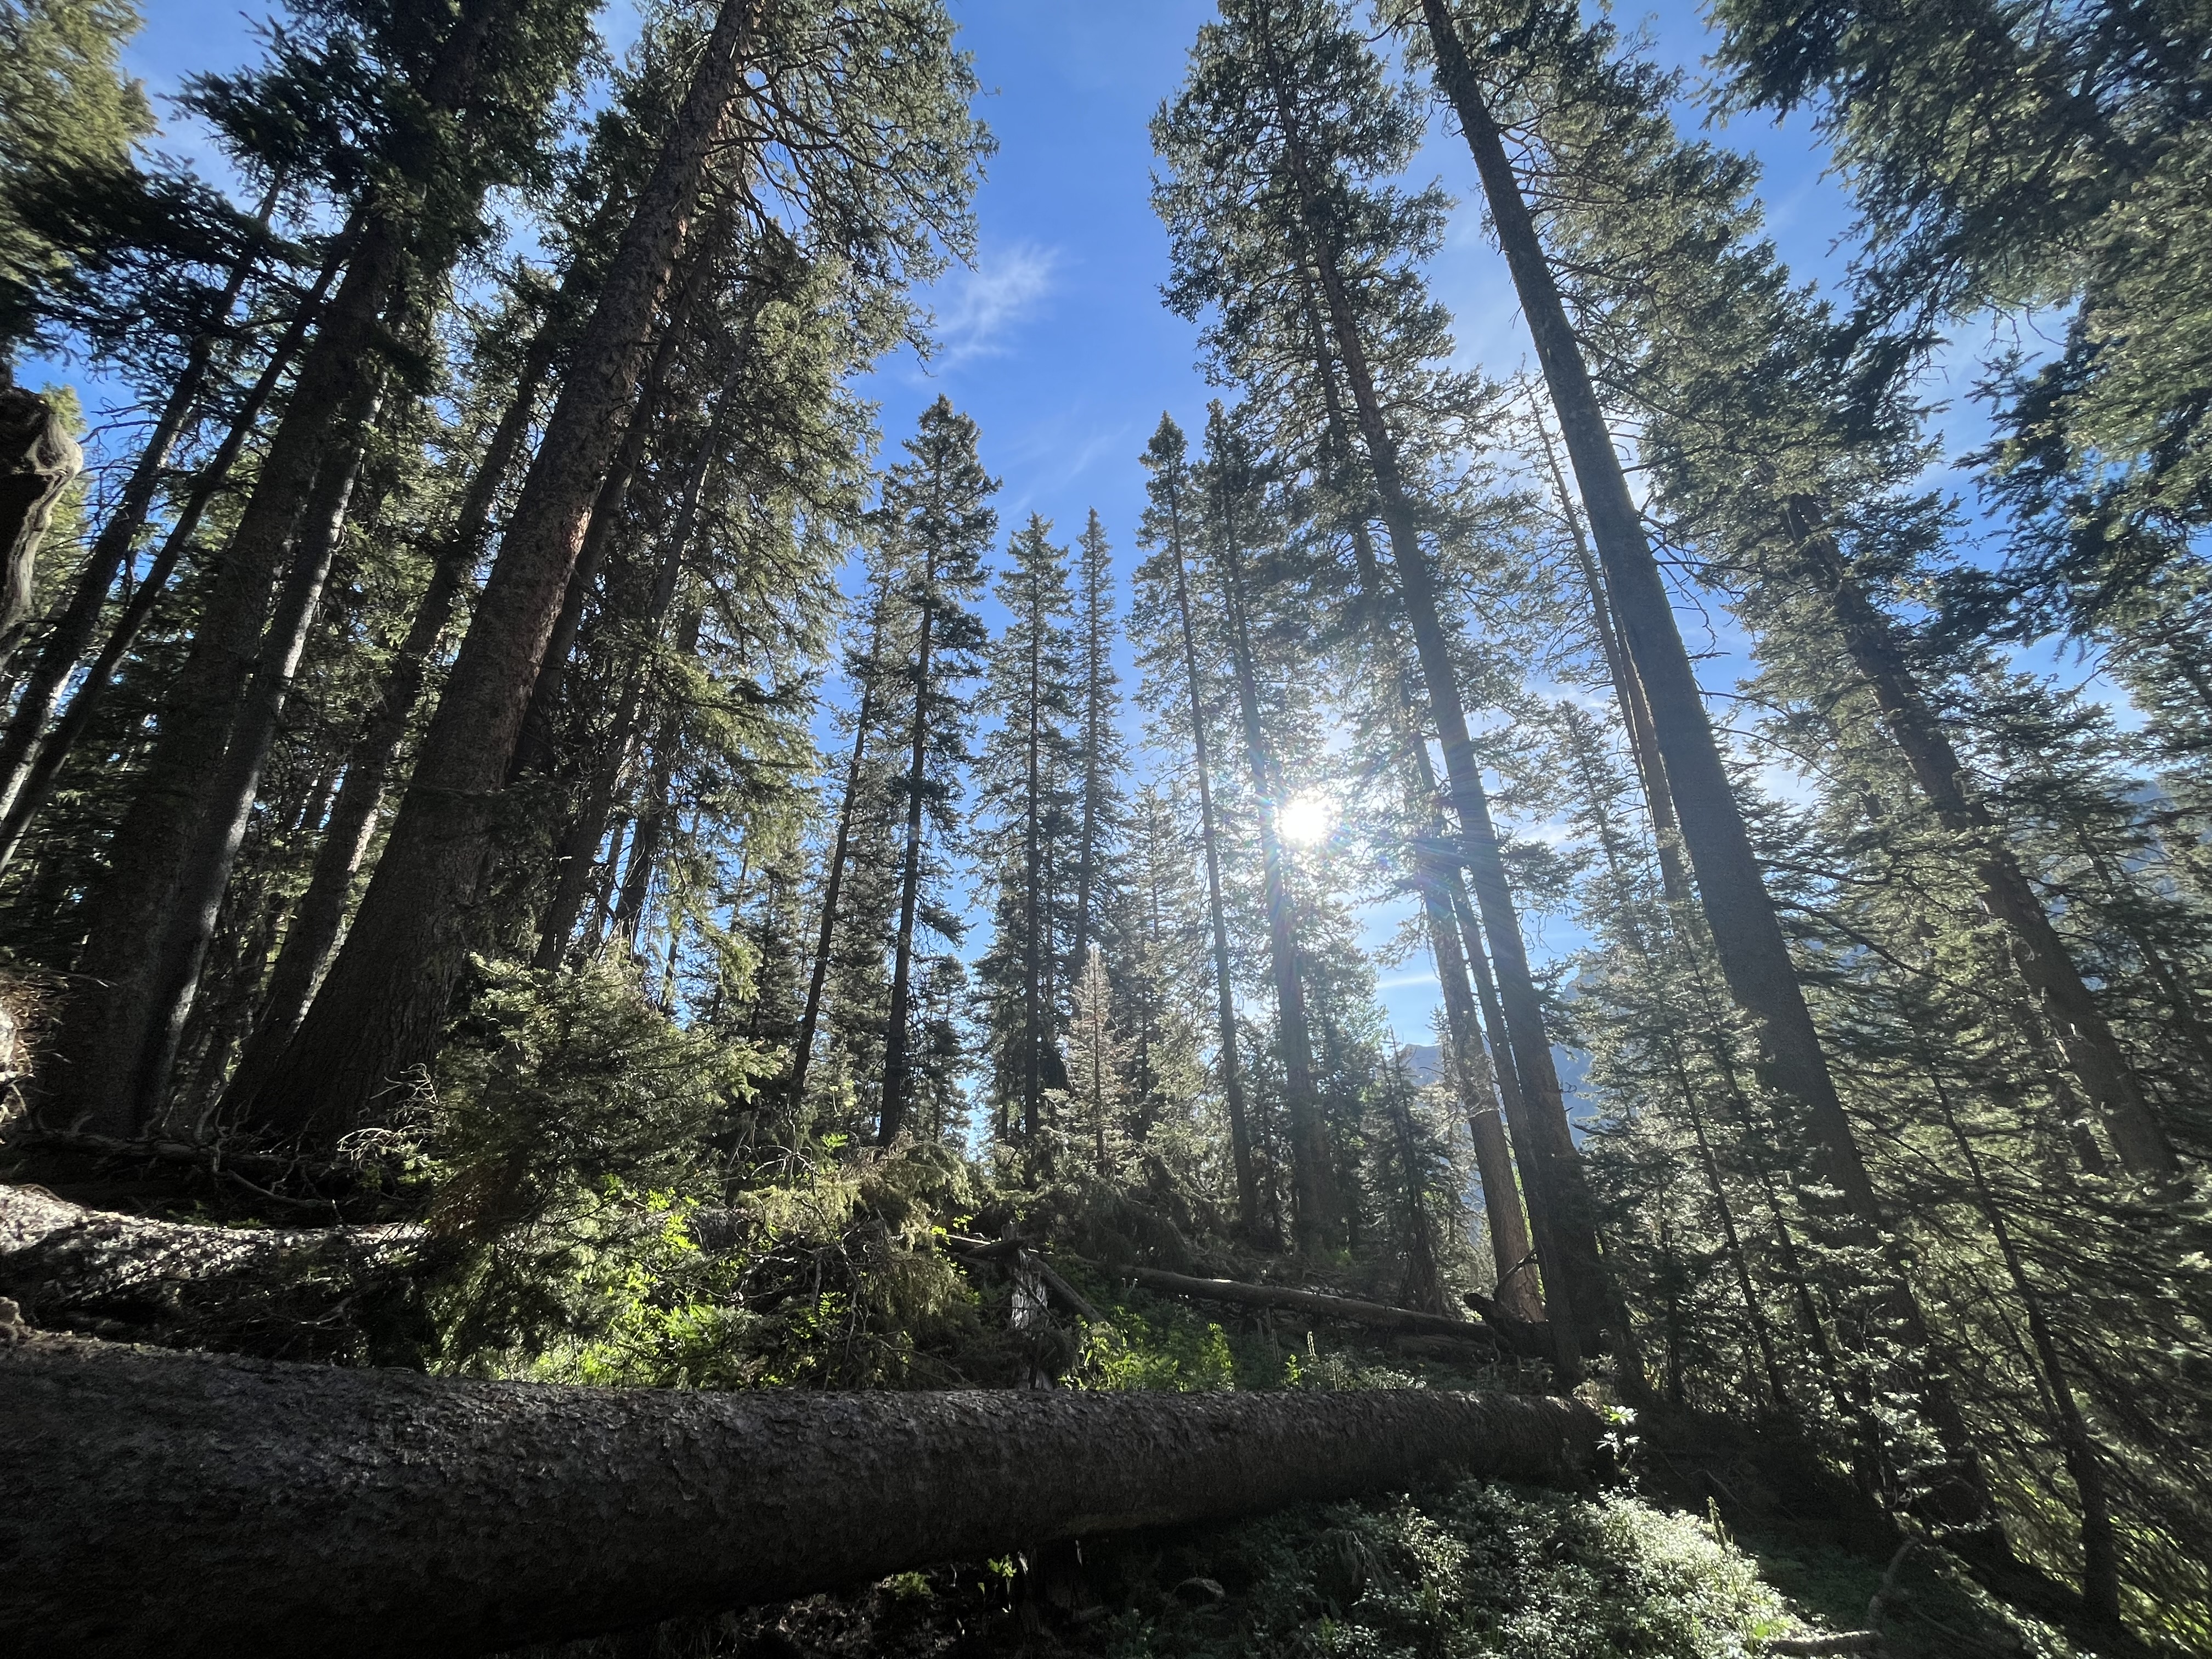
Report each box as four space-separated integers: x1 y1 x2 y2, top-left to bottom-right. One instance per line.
1 1327 1602 1658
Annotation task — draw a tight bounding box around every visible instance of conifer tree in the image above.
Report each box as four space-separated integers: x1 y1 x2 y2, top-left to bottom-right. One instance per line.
1156 0 1629 1352
241 0 986 1145
1071 508 1125 968
1135 414 1264 1233
975 512 1079 1146
874 395 994 1145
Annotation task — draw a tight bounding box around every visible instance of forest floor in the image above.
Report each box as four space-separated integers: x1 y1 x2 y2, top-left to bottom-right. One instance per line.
1 1152 2129 1659
510 1425 2104 1659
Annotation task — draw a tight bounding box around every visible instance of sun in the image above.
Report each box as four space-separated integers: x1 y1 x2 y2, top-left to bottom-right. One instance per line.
1278 791 1335 848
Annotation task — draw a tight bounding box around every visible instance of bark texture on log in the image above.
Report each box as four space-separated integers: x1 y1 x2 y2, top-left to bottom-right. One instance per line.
1112 1262 1511 1347
0 1330 1602 1658
0 1183 431 1362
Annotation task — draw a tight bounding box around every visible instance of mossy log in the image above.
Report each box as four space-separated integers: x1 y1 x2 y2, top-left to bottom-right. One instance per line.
0 1323 1602 1658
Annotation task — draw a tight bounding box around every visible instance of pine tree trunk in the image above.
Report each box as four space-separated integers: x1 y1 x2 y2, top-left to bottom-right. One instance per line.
46 0 501 1138
1535 419 1692 905
1673 1057 1793 1413
1161 481 1262 1231
1254 31 1625 1354
1928 1074 2121 1626
1333 462 1541 1319
533 353 742 971
879 580 935 1147
138 379 385 1125
510 253 712 786
1215 484 1335 1249
1074 514 1107 962
1449 884 1585 1377
0 1327 1600 1659
1022 563 1046 1139
1413 1 1876 1229
0 228 350 871
790 605 886 1113
1785 502 2179 1179
221 317 559 1107
239 0 765 1145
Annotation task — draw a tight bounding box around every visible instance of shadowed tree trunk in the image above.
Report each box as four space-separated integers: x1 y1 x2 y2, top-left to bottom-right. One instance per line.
1533 416 1691 905
1073 509 1111 962
138 376 387 1126
46 0 504 1138
1785 501 2179 1179
1411 0 1874 1229
509 250 716 787
1211 442 1335 1248
1254 46 1622 1363
0 1327 1600 1659
534 346 748 970
1308 299 1542 1320
1412 1 1999 1525
1153 440 1262 1233
239 0 765 1146
789 597 888 1113
878 554 935 1146
0 1184 431 1363
219 316 561 1115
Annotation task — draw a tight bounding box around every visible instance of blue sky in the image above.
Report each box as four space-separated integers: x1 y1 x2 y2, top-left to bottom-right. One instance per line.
94 1 2045 1046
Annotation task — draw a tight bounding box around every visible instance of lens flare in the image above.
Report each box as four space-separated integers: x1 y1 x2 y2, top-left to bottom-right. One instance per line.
1278 792 1335 847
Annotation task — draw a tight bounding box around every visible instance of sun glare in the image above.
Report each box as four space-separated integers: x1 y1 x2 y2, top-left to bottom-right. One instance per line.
1278 792 1335 848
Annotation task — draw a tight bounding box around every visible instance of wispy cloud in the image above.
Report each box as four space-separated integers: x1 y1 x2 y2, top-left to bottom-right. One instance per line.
926 241 1061 369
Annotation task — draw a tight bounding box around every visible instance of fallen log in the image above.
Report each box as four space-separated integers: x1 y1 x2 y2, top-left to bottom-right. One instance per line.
0 1182 434 1362
0 1325 1604 1658
1109 1262 1508 1347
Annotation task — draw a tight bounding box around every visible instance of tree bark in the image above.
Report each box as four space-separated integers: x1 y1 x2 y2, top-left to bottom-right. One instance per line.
509 250 713 787
0 1184 430 1363
138 377 385 1126
241 0 764 1145
221 316 560 1113
533 348 744 970
1534 416 1692 906
0 227 350 871
0 1328 1600 1659
48 0 501 1138
0 388 83 670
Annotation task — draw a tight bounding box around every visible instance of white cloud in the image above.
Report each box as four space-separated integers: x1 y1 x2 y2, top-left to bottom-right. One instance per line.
926 241 1061 369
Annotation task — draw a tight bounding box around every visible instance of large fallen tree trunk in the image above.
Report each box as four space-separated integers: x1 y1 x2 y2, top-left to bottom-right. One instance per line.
0 1183 435 1362
0 1326 1602 1658
1109 1261 1534 1350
